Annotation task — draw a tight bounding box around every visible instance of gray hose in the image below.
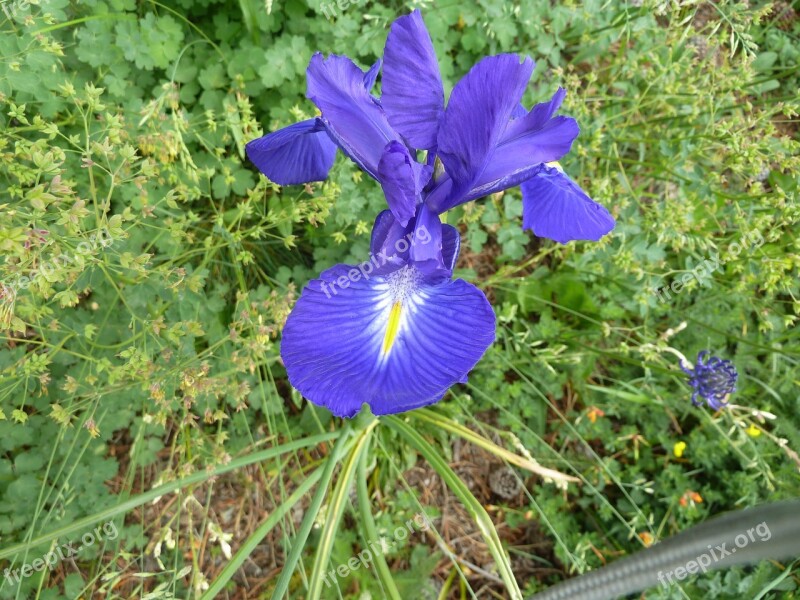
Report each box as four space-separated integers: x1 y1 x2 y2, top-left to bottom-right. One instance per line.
531 499 800 600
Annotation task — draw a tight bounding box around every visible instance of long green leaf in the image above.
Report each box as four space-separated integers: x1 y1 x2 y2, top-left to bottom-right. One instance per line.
270 422 355 599
356 447 402 600
307 422 375 600
200 464 325 599
384 416 523 600
0 432 337 561
413 409 579 486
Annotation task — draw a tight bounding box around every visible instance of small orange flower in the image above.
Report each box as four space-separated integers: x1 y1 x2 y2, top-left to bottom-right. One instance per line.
639 532 654 547
587 406 606 424
679 490 703 507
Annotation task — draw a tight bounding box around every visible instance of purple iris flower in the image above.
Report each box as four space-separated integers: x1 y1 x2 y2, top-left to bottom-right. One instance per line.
280 204 495 417
247 10 615 417
681 351 738 410
246 9 615 243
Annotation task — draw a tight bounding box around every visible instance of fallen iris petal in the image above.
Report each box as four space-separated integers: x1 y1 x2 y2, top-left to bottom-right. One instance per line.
382 9 445 150
245 118 337 185
520 165 615 243
280 265 496 418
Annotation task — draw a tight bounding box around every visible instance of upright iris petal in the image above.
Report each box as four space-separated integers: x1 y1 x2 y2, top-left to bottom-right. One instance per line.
378 141 433 226
458 90 579 203
245 118 337 186
427 87 580 212
306 53 401 179
363 58 382 92
280 209 496 418
409 203 447 280
436 53 534 204
520 164 615 243
382 9 445 150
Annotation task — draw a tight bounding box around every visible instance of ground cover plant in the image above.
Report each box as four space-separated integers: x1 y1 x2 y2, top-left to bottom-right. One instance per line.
0 0 798 599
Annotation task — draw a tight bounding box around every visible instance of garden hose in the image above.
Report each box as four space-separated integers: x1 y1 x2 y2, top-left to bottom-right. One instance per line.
531 499 800 600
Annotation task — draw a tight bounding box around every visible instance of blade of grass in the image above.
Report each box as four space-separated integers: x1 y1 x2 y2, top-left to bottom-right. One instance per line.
200 463 326 599
384 416 523 600
0 432 337 562
270 421 355 600
413 409 579 487
307 418 377 600
355 447 402 600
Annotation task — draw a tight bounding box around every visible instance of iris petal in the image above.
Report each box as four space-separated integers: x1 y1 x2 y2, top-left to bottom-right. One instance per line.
363 58 382 92
306 53 400 179
382 9 445 150
378 141 433 226
458 116 578 202
281 266 495 417
245 118 337 185
520 165 615 243
510 87 567 131
410 203 447 280
441 224 460 273
436 53 534 204
427 89 579 212
370 210 412 275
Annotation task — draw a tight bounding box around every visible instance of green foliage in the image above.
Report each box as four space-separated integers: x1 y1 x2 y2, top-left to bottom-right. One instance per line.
0 0 798 599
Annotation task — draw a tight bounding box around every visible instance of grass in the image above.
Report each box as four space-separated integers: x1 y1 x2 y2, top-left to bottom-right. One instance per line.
0 0 798 599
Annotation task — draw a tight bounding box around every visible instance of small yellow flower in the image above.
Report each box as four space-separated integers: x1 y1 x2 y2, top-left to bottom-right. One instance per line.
745 424 762 437
84 418 100 439
673 441 687 458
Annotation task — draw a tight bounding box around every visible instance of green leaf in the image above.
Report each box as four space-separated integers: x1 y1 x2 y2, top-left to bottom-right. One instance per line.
383 416 524 600
307 423 374 600
201 464 325 599
270 422 357 600
0 433 337 562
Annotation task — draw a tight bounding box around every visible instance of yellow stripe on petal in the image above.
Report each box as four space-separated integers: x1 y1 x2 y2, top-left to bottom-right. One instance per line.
382 302 403 355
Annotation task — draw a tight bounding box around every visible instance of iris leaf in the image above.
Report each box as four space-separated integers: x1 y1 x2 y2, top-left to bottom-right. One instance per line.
384 415 523 600
413 408 579 487
306 419 377 600
0 432 338 562
270 422 357 599
200 463 325 599
356 447 403 600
